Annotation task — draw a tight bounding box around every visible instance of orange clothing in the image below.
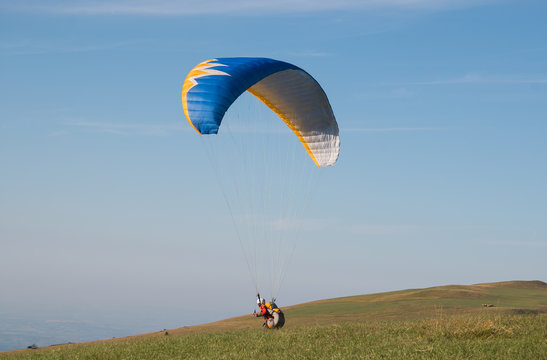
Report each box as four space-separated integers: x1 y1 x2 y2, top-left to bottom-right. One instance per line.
258 303 273 319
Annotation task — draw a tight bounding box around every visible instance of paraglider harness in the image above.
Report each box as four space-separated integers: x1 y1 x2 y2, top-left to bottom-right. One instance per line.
256 294 271 319
256 294 284 329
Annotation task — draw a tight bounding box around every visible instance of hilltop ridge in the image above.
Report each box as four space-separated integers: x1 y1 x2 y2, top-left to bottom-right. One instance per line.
2 280 545 356
139 280 547 337
473 280 547 289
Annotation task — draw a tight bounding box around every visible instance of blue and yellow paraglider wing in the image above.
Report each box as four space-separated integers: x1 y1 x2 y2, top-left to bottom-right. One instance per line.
182 57 340 166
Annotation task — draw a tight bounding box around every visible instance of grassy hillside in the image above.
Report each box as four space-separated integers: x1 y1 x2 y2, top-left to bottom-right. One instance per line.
2 280 546 359
164 279 547 333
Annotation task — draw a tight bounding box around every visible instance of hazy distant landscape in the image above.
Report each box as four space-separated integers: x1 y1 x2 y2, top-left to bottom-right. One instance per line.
2 281 545 359
0 306 221 352
0 315 119 352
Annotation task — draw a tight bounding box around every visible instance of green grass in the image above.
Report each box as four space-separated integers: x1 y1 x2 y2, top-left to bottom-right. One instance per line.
2 314 545 359
2 281 546 359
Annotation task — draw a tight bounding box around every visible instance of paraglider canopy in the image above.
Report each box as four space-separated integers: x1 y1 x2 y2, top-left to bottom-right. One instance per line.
182 57 340 167
182 57 340 302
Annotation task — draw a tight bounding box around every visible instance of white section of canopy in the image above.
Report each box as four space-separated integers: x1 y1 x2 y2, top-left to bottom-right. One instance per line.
248 69 340 167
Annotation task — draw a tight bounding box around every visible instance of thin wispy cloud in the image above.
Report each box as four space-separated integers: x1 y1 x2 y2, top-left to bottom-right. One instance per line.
348 224 427 235
0 40 140 56
70 121 185 136
48 130 69 137
353 87 415 100
486 239 547 248
347 224 497 236
286 51 331 58
270 217 336 231
341 126 440 133
3 0 500 16
227 215 336 234
385 73 547 86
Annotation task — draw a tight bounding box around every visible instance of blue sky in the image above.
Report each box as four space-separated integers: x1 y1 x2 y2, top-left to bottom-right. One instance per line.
1 0 546 350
